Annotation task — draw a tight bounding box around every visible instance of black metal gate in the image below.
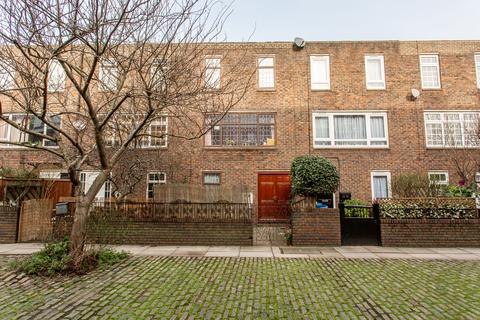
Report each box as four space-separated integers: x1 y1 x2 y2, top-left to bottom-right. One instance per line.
339 203 381 246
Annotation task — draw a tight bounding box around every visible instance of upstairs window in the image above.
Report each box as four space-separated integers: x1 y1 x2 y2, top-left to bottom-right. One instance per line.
147 172 166 199
0 114 60 148
205 57 221 89
257 57 275 89
105 115 168 148
47 59 66 92
310 55 330 90
475 54 480 89
151 58 168 90
365 55 386 90
0 59 14 90
205 113 275 147
99 58 118 91
420 54 441 89
313 112 388 148
424 112 480 148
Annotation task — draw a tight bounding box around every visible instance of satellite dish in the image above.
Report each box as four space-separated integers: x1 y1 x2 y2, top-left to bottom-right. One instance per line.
411 88 421 99
293 37 305 49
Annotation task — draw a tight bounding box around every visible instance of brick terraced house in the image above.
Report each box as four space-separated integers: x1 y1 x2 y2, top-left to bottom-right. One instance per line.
1 40 480 223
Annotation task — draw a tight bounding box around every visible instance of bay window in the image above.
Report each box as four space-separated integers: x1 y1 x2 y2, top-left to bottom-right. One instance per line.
424 112 480 148
205 113 275 147
312 112 388 148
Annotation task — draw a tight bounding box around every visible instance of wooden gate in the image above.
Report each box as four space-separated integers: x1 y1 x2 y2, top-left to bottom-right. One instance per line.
18 199 54 242
339 203 381 246
257 172 291 222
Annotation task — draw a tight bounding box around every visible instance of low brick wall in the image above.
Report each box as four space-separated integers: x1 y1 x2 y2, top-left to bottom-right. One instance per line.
0 206 18 243
54 215 253 246
292 209 341 246
381 219 480 247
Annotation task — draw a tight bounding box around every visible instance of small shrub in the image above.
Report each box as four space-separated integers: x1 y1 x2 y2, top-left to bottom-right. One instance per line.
12 238 129 276
291 155 339 197
343 199 369 217
444 184 475 197
392 173 444 198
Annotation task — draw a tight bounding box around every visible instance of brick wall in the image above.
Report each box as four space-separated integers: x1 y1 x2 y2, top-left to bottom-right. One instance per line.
54 215 253 246
0 206 18 243
381 219 480 247
292 208 341 246
2 40 480 215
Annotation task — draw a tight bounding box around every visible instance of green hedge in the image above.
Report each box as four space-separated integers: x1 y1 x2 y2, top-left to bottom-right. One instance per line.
379 198 477 219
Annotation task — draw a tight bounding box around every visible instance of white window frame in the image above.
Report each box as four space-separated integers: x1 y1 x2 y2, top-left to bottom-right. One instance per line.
99 58 118 91
203 171 221 185
257 56 275 89
0 113 60 148
475 54 480 89
151 58 168 90
428 171 449 185
312 111 389 148
146 171 166 200
80 171 111 201
47 59 66 92
310 55 330 90
371 171 391 200
364 55 386 90
105 115 168 148
0 59 15 90
419 54 441 89
424 111 480 148
205 57 221 89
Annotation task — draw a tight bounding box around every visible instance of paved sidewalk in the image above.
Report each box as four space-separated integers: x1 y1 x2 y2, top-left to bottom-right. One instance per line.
1 243 480 260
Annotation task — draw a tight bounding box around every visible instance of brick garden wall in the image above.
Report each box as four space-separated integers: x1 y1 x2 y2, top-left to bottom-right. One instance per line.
292 209 341 246
381 219 480 247
0 206 18 243
54 215 253 246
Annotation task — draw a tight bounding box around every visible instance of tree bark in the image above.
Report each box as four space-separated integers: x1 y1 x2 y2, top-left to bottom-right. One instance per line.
69 201 89 267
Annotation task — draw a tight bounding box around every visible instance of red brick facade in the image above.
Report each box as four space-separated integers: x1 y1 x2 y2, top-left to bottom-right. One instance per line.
381 218 480 247
291 209 341 246
2 40 480 214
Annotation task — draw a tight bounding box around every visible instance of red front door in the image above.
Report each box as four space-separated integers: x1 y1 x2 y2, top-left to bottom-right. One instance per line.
258 172 291 222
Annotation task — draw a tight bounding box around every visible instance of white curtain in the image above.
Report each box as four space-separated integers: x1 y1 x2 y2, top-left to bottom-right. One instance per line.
334 115 366 139
315 117 329 138
373 176 388 199
367 59 382 81
370 117 385 138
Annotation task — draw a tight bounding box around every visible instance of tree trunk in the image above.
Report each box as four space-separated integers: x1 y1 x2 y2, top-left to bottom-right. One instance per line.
69 201 89 267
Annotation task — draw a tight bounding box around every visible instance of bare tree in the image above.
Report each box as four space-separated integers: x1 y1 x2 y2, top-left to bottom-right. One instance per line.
0 0 252 265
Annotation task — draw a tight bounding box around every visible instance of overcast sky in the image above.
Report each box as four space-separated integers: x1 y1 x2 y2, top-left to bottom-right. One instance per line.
223 0 480 41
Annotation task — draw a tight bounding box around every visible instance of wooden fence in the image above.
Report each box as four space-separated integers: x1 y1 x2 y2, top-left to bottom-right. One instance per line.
154 183 250 203
90 201 252 224
18 199 54 242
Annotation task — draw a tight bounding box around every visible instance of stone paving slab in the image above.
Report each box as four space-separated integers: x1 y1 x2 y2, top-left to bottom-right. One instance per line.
1 243 480 260
0 256 478 319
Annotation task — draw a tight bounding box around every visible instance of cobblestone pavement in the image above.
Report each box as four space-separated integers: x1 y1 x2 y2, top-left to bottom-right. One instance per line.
0 256 479 319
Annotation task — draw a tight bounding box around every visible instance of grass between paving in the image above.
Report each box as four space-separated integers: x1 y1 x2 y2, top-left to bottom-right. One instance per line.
0 256 479 319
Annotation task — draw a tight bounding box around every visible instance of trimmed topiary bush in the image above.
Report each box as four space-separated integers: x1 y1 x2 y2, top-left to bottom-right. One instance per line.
291 155 339 197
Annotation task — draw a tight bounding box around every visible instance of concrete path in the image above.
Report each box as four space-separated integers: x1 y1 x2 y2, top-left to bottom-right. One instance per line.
1 243 480 260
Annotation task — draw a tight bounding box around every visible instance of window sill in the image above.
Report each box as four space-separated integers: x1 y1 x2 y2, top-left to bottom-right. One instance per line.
311 89 332 92
256 88 275 92
421 88 442 91
204 146 277 151
313 146 390 150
